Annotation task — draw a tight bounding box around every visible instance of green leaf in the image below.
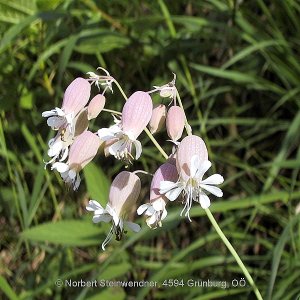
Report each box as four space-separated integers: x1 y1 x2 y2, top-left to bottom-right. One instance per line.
21 220 104 246
86 287 125 300
75 29 130 54
99 262 131 280
190 63 285 94
0 276 20 300
83 162 110 206
266 215 300 300
0 0 36 24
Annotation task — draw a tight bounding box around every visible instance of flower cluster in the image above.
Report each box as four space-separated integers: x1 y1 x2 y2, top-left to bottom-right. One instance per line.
42 69 224 249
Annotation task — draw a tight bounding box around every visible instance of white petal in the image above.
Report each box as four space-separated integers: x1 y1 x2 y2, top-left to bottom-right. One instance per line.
190 155 201 177
165 186 183 201
65 113 74 124
109 140 124 156
125 221 141 232
42 110 56 117
147 214 157 225
47 116 65 129
56 107 65 116
159 180 178 193
92 214 112 223
200 184 223 197
97 127 116 141
137 204 150 215
51 162 69 173
201 174 224 185
145 206 155 216
106 205 119 226
199 192 211 208
68 169 77 179
48 141 63 157
195 160 212 179
152 199 164 211
133 140 142 159
161 208 168 220
86 200 104 212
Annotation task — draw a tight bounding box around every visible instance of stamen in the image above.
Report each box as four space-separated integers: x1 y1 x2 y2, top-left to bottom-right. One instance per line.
102 226 114 250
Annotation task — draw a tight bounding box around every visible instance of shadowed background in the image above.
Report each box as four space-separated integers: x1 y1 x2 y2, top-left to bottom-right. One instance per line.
1 0 300 299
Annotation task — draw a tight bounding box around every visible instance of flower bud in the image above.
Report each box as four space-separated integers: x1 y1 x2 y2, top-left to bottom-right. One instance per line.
62 77 91 115
122 91 153 139
166 106 185 141
109 171 141 217
176 135 208 180
149 104 166 134
88 94 106 120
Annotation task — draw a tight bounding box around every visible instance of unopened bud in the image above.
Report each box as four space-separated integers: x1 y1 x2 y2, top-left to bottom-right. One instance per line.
88 94 106 120
166 106 185 141
149 104 166 134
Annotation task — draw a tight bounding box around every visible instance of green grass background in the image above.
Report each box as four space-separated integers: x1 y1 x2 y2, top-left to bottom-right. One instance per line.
0 0 300 299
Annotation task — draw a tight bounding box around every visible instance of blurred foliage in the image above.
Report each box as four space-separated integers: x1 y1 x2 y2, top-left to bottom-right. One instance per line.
1 0 300 299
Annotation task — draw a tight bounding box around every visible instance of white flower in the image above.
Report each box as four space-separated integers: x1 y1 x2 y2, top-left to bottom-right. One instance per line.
160 155 224 221
51 131 100 190
97 91 153 162
86 200 140 250
98 125 142 161
137 198 167 228
152 73 177 100
86 67 114 93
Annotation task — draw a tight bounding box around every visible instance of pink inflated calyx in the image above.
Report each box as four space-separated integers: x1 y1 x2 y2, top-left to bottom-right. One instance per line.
109 171 141 217
150 163 178 202
121 91 153 139
166 105 185 141
88 94 106 120
68 130 100 170
149 104 166 134
62 77 91 116
176 135 208 180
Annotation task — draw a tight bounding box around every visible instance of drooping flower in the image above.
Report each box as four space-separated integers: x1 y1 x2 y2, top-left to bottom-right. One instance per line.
51 130 100 190
98 91 153 162
42 77 91 133
152 73 177 100
137 162 178 228
46 108 89 166
160 135 224 221
149 104 166 134
166 105 185 142
86 171 141 250
86 67 114 93
42 78 91 165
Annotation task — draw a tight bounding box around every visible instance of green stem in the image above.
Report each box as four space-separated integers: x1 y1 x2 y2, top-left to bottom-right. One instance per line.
205 209 263 300
102 108 121 115
144 127 168 159
113 79 128 100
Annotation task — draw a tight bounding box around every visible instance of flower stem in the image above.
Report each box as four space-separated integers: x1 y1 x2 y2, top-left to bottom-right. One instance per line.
144 127 168 159
102 108 121 115
205 208 263 300
113 79 128 100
